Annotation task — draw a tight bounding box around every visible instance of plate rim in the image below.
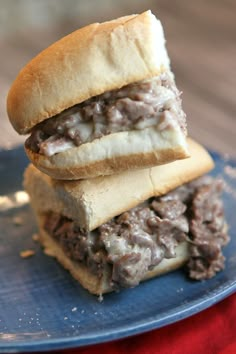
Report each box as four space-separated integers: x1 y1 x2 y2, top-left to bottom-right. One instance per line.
0 281 236 353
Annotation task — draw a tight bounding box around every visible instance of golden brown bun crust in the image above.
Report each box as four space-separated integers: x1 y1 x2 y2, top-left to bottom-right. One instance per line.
7 10 170 134
37 213 189 295
24 126 189 180
24 138 214 232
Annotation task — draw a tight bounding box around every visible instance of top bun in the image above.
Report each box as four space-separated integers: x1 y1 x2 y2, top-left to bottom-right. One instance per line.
24 138 213 231
7 10 170 134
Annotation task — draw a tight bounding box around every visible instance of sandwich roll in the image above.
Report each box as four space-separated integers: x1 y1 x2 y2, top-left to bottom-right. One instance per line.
8 10 189 180
24 138 229 295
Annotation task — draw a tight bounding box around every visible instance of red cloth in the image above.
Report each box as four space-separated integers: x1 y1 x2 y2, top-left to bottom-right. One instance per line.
64 293 236 354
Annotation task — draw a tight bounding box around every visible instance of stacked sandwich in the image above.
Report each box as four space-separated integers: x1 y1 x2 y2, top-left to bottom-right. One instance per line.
7 11 229 295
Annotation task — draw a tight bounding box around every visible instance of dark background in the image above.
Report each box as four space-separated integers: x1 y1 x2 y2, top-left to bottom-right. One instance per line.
1 0 235 156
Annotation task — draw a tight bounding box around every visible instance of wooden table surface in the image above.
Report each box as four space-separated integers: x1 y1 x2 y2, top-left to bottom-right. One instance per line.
1 0 235 157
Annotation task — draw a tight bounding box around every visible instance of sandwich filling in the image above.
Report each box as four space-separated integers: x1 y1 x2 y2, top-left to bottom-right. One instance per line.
43 176 229 289
26 71 186 156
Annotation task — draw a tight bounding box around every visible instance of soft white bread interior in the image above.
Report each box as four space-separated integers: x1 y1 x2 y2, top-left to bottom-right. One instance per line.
25 124 189 180
24 138 214 232
7 10 170 134
36 212 189 295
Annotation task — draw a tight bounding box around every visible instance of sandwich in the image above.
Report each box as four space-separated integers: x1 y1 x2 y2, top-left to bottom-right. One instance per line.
23 139 229 295
7 10 189 180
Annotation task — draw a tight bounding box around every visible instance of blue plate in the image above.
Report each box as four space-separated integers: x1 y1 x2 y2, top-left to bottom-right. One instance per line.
0 146 236 353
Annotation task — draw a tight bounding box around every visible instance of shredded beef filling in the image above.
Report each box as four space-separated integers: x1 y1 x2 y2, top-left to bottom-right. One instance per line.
43 176 229 288
26 71 186 156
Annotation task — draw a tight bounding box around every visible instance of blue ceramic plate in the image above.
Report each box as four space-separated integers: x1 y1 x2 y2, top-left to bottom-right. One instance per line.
0 146 236 353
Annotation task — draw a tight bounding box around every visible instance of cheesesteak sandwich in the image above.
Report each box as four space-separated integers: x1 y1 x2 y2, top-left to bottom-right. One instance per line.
8 10 189 180
24 139 229 295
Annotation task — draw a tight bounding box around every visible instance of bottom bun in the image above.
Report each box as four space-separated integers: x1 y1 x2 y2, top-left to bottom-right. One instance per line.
25 126 189 180
36 213 189 296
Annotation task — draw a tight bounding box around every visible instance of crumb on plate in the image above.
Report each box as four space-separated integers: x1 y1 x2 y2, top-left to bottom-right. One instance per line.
20 249 35 258
13 216 24 226
32 233 39 242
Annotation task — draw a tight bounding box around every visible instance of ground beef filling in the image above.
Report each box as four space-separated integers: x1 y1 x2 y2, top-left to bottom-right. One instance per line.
26 71 186 156
43 177 229 288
